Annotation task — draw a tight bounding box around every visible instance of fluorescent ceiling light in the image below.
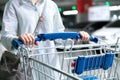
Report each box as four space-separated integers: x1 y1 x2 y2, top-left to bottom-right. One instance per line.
63 10 78 15
109 5 120 11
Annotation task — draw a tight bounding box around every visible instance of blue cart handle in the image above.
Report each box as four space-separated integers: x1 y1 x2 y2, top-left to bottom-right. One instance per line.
12 32 98 49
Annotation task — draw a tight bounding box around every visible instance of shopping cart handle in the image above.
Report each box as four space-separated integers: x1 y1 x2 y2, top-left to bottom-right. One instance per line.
37 32 80 40
12 32 98 49
37 32 98 43
89 36 98 43
12 38 41 49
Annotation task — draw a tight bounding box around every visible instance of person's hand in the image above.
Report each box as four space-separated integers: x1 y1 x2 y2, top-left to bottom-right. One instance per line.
18 33 38 45
78 31 90 41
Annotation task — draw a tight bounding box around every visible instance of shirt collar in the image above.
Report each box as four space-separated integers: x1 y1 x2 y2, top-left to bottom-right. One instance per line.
20 0 45 5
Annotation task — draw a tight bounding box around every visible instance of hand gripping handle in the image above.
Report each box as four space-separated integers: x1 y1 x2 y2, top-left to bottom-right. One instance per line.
12 32 98 49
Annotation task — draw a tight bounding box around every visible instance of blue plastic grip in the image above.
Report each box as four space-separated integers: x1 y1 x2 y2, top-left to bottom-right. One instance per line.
12 32 98 49
37 32 80 40
37 32 98 43
89 36 98 43
12 37 41 49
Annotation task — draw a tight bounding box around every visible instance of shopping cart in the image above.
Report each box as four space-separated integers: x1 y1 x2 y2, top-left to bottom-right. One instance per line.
12 32 120 80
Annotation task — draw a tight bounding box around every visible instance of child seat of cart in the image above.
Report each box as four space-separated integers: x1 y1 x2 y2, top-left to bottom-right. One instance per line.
71 52 114 80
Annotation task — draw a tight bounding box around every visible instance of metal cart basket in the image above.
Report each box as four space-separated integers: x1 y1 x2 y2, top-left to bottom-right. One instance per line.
12 32 120 80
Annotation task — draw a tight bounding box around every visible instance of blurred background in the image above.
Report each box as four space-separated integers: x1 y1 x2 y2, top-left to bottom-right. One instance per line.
0 0 120 41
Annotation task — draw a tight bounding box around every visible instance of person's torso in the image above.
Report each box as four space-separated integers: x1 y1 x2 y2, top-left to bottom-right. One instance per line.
12 0 56 35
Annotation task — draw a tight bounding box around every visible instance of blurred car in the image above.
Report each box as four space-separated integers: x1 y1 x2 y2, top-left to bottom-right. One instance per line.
92 20 120 44
83 21 109 35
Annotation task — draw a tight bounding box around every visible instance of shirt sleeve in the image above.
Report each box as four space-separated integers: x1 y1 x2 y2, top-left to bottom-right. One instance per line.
53 2 65 32
1 1 18 50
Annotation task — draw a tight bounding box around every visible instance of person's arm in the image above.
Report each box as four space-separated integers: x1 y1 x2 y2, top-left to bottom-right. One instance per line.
53 1 65 32
1 1 18 50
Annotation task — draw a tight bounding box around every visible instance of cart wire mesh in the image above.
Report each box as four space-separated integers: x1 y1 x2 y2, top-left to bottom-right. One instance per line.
12 32 120 80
